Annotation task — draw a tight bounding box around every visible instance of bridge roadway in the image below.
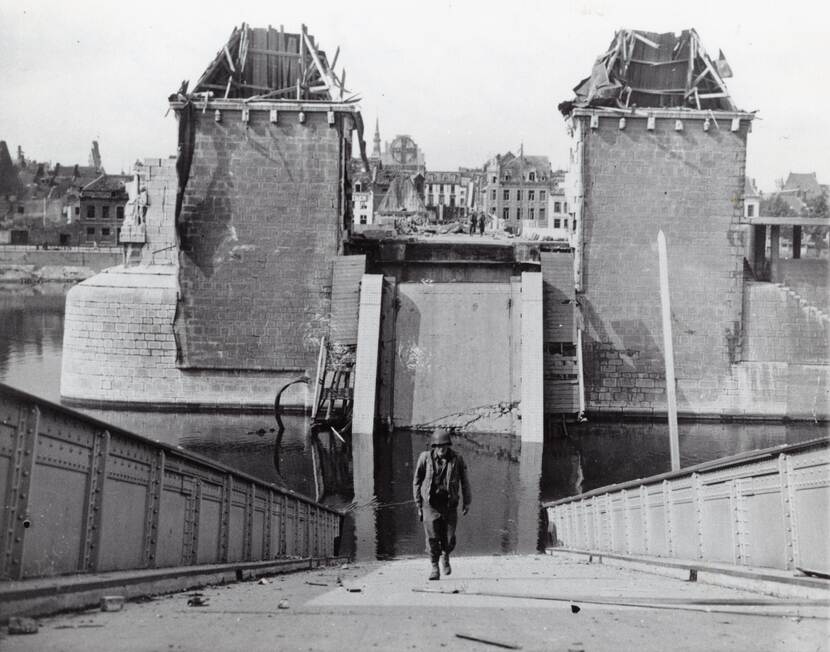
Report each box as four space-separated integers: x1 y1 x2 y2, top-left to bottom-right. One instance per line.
3 554 827 651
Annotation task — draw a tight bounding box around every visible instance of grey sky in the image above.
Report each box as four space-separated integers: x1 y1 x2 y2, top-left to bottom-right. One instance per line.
2 0 827 192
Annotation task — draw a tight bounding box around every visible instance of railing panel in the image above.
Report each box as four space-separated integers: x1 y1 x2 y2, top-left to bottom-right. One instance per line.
196 488 223 564
646 486 668 557
545 437 829 574
744 476 786 568
700 481 735 563
98 476 149 571
792 451 830 574
0 384 343 581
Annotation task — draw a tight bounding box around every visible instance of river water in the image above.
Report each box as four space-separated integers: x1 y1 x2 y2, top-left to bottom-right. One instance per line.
1 283 825 560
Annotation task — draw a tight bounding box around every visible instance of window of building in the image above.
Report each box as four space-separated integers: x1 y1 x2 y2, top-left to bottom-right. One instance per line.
86 205 95 218
747 204 755 217
540 190 546 201
75 206 80 215
554 218 561 228
355 182 362 192
102 205 110 219
563 218 568 228
491 189 496 200
516 190 522 201
86 227 95 235
502 207 509 221
516 207 522 220
360 216 367 224
503 189 509 201
554 201 561 213
539 207 546 222
564 202 569 213
360 202 367 210
491 175 497 183
529 171 536 181
17 205 24 214
528 190 535 201
529 208 535 221
117 206 125 219
102 228 111 236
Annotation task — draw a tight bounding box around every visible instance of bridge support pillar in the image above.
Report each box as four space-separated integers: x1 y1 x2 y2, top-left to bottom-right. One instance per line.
520 272 544 443
351 274 384 559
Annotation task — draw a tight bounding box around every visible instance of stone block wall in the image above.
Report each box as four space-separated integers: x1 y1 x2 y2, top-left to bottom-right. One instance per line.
743 282 829 364
174 107 348 373
61 267 308 408
575 110 752 415
138 157 178 266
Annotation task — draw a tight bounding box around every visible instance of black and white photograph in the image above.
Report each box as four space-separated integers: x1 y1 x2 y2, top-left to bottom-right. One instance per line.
1 0 828 649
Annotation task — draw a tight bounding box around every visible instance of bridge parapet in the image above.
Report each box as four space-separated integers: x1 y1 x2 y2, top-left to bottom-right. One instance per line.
0 384 342 581
544 437 830 576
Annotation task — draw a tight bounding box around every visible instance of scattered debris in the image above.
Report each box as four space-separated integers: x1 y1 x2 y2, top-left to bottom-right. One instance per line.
7 616 39 635
100 595 125 612
455 633 522 649
258 578 271 585
345 587 362 593
277 599 290 609
570 603 581 614
54 623 105 629
187 593 209 607
305 581 329 587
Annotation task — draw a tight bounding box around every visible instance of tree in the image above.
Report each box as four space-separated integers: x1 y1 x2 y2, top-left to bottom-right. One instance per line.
807 190 827 218
760 194 796 217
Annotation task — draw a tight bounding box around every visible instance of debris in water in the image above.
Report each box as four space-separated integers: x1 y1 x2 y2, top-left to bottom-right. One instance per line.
305 581 329 587
570 603 581 614
258 578 270 585
277 599 290 609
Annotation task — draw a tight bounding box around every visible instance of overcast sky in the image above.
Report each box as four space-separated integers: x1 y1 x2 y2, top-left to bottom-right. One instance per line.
2 0 827 192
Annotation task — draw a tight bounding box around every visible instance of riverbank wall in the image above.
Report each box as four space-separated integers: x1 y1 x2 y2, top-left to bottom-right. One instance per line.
0 246 121 283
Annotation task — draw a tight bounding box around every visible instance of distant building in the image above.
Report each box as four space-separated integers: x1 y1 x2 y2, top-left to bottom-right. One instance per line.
375 174 427 222
0 140 105 245
424 170 474 222
481 152 555 233
79 174 130 244
743 177 760 219
782 172 827 203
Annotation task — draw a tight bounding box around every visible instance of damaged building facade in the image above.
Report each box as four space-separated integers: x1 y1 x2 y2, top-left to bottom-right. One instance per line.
61 24 365 409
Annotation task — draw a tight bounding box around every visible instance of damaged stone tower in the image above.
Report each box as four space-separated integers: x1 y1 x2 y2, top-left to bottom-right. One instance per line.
61 24 365 408
562 29 756 417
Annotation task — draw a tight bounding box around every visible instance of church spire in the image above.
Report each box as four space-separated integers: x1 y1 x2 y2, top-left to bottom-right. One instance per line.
372 117 382 159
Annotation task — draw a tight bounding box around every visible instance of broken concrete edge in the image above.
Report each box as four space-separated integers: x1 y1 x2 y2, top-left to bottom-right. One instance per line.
546 548 830 601
0 556 350 622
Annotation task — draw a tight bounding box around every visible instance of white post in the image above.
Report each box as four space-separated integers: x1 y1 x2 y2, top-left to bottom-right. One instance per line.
657 230 680 471
576 328 586 418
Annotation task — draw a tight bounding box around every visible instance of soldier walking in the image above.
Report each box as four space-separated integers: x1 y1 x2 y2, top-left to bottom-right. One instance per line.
413 429 472 580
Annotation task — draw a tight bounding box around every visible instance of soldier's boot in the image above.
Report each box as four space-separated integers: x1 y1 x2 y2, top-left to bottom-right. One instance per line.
428 538 441 580
440 553 451 576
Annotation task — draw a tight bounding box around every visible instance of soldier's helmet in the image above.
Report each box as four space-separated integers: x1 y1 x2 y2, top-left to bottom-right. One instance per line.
430 429 452 447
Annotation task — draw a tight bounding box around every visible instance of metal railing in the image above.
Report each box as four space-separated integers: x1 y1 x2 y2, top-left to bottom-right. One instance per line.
0 384 343 581
543 437 830 575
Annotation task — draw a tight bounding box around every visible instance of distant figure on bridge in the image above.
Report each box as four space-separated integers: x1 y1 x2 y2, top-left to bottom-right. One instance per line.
478 212 486 235
413 429 472 580
468 213 477 235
